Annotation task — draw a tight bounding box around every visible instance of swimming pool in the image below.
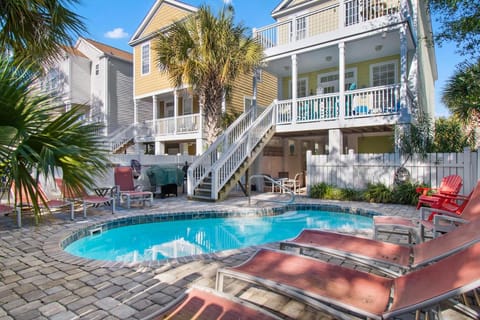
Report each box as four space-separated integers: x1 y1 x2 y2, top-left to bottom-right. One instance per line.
64 209 373 263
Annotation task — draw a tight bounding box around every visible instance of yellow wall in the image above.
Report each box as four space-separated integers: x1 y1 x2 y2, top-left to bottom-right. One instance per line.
358 135 394 153
134 44 173 96
229 71 278 114
141 4 191 38
281 55 400 98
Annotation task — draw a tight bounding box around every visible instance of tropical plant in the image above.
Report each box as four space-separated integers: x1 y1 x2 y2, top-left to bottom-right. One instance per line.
442 59 480 149
364 183 392 203
309 182 329 199
391 182 425 206
0 59 109 223
155 5 264 146
433 117 473 152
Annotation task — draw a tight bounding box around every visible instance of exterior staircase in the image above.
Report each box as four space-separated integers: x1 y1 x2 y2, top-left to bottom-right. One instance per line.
188 102 276 201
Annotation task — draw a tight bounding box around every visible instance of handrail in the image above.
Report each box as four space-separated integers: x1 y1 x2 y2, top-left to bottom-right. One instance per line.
247 174 295 206
102 123 136 152
210 102 276 199
187 108 256 195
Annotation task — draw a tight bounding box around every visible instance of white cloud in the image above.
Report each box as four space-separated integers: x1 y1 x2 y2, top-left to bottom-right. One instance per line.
104 28 129 39
223 0 232 4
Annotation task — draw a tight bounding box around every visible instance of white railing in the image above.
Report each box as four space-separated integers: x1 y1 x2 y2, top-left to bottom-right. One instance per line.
255 0 403 50
187 108 257 196
105 124 136 152
210 103 276 199
276 85 402 124
145 114 201 136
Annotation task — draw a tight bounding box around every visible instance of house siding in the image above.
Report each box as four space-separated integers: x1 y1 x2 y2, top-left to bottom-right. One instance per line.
134 44 173 97
69 56 91 105
108 58 134 133
140 3 191 38
229 71 278 114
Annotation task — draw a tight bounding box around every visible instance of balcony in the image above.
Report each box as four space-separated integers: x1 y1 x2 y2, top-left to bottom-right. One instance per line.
137 113 201 141
276 84 404 125
255 0 402 51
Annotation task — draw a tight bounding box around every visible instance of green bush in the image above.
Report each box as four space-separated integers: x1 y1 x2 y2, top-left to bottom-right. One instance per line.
310 182 329 198
341 188 365 201
364 183 392 203
391 181 426 205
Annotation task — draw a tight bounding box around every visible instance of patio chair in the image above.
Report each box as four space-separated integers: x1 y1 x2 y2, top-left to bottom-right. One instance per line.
262 174 280 192
216 243 480 320
55 178 115 217
416 174 462 209
113 166 153 208
12 181 74 223
148 286 281 320
374 180 480 241
283 172 303 194
280 217 480 276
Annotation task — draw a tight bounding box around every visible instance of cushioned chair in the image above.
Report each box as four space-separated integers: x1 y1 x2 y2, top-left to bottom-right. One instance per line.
216 243 480 319
114 166 153 208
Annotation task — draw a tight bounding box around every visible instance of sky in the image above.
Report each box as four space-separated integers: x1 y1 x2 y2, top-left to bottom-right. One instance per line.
71 0 463 118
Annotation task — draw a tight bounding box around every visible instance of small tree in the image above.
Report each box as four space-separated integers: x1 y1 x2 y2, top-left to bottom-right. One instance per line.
433 117 473 152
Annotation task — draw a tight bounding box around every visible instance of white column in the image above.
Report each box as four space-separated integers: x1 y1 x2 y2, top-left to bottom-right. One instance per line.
174 89 178 134
338 0 345 29
399 24 409 120
133 99 140 154
338 42 345 121
328 129 343 157
152 95 157 135
155 141 165 155
291 54 298 124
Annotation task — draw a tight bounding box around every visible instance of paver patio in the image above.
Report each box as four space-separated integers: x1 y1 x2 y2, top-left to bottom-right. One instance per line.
0 192 469 319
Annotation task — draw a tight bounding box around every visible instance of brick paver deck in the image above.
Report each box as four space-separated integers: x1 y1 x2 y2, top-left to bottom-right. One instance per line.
0 192 467 319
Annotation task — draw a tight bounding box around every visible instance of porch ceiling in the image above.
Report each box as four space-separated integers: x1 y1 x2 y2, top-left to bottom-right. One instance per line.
263 31 409 78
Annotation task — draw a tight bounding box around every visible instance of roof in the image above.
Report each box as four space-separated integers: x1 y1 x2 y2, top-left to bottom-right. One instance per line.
271 0 313 18
63 46 87 59
82 38 133 62
129 0 197 45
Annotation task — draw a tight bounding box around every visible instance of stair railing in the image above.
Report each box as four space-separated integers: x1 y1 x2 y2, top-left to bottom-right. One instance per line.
247 174 295 205
187 108 256 196
104 124 136 153
210 102 276 200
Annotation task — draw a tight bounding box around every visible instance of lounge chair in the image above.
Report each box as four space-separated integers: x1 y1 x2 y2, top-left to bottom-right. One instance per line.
114 166 153 208
147 286 281 320
283 172 303 194
280 217 480 276
216 243 480 320
12 181 74 225
55 178 115 216
374 180 480 241
416 174 462 209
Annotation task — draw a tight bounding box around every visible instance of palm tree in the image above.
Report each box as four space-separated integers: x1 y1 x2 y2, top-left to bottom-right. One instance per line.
442 59 480 148
155 5 264 146
0 0 86 70
0 59 109 223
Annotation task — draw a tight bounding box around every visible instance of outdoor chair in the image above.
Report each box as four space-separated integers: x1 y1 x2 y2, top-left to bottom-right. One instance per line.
12 181 74 225
216 243 480 320
416 174 462 209
262 174 280 192
114 166 153 208
283 172 303 194
280 217 480 276
374 180 480 241
149 286 281 320
55 178 115 217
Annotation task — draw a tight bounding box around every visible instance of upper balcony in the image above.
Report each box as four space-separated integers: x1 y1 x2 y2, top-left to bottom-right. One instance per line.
136 113 201 142
255 0 410 56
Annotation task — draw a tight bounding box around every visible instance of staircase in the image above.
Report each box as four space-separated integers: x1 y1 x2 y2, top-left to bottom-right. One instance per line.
103 124 136 154
188 102 276 201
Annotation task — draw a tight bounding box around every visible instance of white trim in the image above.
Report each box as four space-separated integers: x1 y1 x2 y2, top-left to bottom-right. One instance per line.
244 96 254 111
141 42 151 75
129 0 198 44
317 68 357 93
369 60 398 86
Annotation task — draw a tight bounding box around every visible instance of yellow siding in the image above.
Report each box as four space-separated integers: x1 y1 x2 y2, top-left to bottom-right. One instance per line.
140 4 191 38
133 44 173 96
228 71 277 114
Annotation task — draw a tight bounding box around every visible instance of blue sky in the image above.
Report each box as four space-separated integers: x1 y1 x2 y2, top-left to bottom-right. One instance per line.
72 0 462 118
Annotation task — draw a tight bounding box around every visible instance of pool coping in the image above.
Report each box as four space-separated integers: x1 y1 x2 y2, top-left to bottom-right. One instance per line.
43 202 381 269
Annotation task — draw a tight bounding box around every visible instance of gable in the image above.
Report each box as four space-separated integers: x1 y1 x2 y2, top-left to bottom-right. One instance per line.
272 0 319 18
130 0 197 45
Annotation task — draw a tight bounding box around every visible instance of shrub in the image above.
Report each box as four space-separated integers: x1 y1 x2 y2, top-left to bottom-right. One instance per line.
392 181 426 205
364 183 392 203
341 188 364 201
309 182 329 198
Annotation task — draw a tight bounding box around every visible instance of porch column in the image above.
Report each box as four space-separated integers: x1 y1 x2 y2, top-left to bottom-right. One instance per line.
338 42 345 121
174 89 178 134
133 99 140 154
133 99 138 124
152 95 157 135
291 54 298 124
155 141 165 155
399 24 410 121
328 129 343 157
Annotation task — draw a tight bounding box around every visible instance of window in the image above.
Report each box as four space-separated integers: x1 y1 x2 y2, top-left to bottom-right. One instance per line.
141 43 150 75
244 96 254 111
95 64 99 75
317 68 357 93
370 61 397 86
296 16 307 40
287 77 309 98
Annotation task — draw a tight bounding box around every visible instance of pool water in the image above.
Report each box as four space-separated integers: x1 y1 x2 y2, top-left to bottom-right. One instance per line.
65 210 372 263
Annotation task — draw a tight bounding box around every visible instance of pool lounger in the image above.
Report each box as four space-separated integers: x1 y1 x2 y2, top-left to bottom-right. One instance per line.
145 286 281 320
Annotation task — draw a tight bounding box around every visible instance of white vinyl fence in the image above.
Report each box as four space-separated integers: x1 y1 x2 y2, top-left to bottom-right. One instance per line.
306 149 480 195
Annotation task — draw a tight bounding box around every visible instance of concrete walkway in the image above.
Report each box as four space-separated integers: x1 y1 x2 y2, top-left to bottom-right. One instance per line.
0 192 465 319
